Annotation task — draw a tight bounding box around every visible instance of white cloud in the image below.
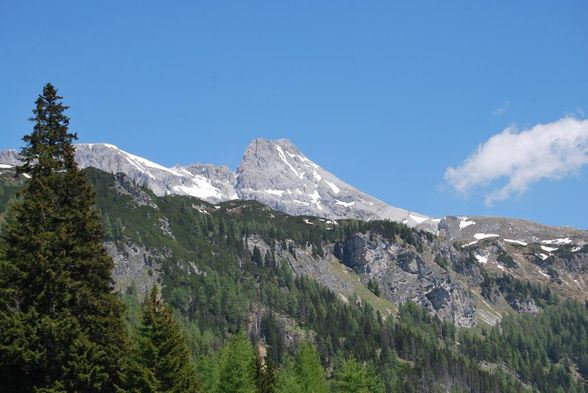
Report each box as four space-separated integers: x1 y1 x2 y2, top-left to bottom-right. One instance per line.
445 117 588 205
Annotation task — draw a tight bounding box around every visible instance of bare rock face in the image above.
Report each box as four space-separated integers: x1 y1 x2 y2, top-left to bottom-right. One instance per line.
236 139 435 229
112 173 159 209
0 144 239 202
510 298 540 314
0 149 20 166
106 241 163 295
244 235 357 299
334 233 477 327
74 144 238 202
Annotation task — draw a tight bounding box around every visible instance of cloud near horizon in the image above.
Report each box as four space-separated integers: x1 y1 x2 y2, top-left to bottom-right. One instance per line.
445 117 588 206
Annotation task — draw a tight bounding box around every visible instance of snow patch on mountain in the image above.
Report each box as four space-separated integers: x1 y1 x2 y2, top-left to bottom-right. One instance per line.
409 214 428 224
504 239 528 246
459 218 476 229
335 200 356 207
541 238 572 245
540 245 558 252
475 254 488 264
264 189 285 197
474 233 499 240
325 180 340 194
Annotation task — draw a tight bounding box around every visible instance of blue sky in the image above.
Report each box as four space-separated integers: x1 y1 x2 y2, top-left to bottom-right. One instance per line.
1 1 587 228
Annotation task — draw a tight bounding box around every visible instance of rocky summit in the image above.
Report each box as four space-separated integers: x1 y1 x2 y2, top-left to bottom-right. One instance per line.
236 138 434 228
1 138 437 229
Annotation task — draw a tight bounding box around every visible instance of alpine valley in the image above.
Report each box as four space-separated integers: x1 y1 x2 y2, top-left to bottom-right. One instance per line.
1 139 587 392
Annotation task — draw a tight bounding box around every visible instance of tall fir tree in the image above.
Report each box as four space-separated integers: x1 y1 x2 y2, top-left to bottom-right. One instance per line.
0 83 131 392
139 285 200 393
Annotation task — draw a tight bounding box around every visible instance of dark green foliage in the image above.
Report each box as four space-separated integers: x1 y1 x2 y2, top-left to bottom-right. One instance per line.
0 172 23 221
459 300 588 392
255 350 277 393
481 273 559 307
434 254 448 269
0 84 132 392
138 285 201 392
259 312 286 365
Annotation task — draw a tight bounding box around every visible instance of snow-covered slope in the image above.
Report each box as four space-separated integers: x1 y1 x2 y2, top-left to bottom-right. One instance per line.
75 144 238 202
0 144 238 202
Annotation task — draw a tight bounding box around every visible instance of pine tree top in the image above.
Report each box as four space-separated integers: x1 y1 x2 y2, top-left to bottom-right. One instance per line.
18 83 78 178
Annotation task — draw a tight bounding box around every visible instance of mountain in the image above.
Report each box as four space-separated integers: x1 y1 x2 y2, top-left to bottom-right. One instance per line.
1 163 586 327
236 138 434 227
2 137 586 240
0 144 238 202
0 139 436 229
440 215 587 245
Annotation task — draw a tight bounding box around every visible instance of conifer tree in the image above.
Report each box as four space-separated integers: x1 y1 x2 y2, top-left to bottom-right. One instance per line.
274 342 329 393
255 348 277 393
293 342 330 393
332 357 384 393
139 285 200 393
198 352 221 393
0 83 132 391
275 361 303 393
217 333 257 393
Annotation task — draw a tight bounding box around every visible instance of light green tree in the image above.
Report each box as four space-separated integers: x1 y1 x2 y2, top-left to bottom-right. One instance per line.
332 357 384 393
217 333 257 393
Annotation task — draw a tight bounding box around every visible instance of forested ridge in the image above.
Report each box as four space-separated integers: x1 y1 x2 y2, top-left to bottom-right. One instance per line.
0 84 587 392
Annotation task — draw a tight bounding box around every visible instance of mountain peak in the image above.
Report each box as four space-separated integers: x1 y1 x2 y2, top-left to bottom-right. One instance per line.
0 138 435 228
236 138 433 227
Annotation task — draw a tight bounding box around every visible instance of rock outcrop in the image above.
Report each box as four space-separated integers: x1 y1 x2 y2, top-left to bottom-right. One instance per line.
334 233 476 327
